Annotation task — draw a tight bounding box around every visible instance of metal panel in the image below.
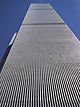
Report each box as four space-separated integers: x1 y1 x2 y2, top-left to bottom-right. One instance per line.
29 4 53 9
23 4 65 24
1 57 79 107
22 9 65 24
8 25 80 59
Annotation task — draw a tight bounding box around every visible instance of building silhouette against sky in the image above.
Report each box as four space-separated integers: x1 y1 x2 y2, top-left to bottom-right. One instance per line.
1 4 80 107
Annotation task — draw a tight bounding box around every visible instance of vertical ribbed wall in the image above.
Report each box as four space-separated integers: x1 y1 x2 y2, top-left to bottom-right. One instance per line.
1 4 80 107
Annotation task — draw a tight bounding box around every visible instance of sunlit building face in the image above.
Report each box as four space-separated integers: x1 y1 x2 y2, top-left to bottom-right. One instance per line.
0 4 80 107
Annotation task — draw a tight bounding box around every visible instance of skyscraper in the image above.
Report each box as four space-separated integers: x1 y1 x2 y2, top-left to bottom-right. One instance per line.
1 4 80 107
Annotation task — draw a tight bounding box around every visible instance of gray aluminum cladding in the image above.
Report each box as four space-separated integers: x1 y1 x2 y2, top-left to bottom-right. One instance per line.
1 4 80 107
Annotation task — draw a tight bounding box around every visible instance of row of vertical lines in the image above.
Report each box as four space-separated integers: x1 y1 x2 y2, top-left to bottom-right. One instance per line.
1 58 79 107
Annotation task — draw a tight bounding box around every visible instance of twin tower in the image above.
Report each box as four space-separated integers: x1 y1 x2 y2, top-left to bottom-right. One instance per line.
1 4 79 107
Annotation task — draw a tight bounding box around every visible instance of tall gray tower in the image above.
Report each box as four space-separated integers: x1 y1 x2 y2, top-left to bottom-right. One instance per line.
1 4 80 107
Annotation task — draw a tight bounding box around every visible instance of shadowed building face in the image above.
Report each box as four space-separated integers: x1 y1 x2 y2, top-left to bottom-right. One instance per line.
1 4 80 107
